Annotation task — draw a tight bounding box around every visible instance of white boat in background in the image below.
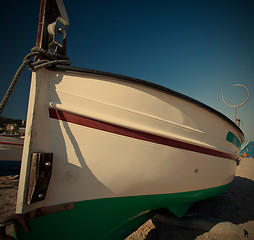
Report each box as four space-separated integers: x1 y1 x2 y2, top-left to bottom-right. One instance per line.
0 135 23 175
0 135 23 160
0 0 244 239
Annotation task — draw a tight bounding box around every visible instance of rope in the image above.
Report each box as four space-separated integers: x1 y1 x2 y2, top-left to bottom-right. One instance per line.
0 47 71 115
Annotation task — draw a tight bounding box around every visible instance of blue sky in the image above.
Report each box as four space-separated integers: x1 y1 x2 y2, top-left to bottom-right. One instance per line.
0 0 253 140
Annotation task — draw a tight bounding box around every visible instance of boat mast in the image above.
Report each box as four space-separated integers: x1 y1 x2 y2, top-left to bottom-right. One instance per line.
0 0 69 115
36 0 69 55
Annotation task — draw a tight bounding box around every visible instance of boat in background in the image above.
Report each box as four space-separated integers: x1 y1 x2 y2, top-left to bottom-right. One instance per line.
0 135 23 176
0 0 244 239
240 141 254 158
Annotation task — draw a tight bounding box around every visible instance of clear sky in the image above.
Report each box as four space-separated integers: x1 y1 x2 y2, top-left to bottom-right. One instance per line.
0 0 253 141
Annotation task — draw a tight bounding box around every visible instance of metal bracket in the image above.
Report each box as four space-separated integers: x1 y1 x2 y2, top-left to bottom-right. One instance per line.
48 17 68 49
27 153 53 204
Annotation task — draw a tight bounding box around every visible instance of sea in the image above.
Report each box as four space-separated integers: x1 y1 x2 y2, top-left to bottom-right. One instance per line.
0 160 21 176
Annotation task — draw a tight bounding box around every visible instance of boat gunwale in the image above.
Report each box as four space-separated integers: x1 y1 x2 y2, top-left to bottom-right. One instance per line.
49 65 244 142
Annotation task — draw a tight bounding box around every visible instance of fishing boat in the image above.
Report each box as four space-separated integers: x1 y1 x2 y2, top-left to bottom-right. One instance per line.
0 0 244 239
0 135 23 176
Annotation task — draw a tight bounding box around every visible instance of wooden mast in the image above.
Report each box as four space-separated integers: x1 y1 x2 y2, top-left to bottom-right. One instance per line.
36 0 68 55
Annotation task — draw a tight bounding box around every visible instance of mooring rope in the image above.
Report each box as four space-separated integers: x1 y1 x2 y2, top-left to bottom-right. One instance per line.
0 47 71 115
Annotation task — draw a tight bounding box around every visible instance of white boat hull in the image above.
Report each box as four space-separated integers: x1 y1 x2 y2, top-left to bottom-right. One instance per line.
0 135 23 175
0 136 24 159
15 67 244 239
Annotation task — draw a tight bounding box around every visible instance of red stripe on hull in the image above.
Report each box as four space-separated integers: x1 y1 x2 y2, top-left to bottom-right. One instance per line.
0 141 24 147
49 108 238 161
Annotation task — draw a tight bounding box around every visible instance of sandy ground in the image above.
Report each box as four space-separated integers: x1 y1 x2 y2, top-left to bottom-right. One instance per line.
0 174 19 236
0 158 253 239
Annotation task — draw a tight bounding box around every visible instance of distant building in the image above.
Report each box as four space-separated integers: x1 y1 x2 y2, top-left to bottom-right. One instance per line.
5 123 17 131
19 127 26 136
2 123 22 136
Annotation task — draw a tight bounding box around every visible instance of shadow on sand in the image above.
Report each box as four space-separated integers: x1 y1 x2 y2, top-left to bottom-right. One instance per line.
145 176 254 240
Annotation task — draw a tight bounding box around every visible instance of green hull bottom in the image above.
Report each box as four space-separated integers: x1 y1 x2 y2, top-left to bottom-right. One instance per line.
15 183 231 240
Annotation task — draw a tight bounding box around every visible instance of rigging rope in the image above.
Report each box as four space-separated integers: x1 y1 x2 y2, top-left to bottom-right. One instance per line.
0 47 71 115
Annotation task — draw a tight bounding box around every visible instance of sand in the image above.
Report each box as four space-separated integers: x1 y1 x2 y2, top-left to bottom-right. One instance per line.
0 174 19 236
0 158 254 239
